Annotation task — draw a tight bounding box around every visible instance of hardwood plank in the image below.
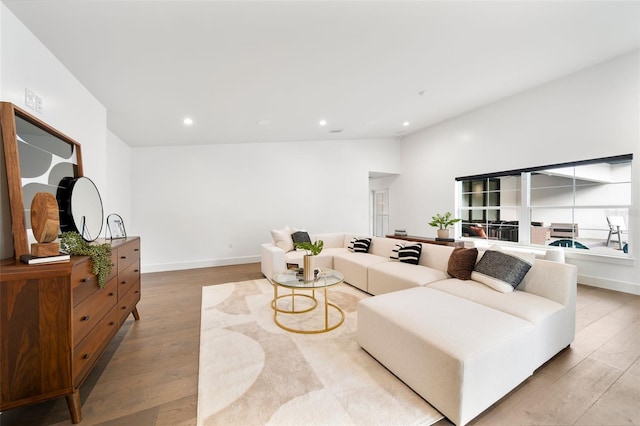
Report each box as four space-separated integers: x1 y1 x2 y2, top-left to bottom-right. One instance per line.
575 355 640 425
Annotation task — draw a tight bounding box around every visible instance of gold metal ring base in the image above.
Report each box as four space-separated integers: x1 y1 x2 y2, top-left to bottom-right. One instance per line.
271 293 317 314
273 301 345 334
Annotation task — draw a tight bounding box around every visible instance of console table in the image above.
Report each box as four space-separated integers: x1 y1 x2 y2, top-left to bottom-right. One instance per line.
386 234 465 248
0 237 141 424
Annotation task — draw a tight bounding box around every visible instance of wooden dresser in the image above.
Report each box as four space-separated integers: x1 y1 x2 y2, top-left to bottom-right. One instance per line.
0 236 141 424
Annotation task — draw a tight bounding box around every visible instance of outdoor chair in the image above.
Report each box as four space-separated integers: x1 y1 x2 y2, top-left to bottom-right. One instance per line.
606 215 627 250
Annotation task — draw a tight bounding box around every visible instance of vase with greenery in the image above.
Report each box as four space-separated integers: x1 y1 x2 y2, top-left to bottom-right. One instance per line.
294 240 324 281
428 212 461 239
60 231 113 288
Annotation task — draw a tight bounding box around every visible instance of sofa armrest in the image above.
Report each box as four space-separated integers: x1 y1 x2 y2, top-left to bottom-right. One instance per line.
519 259 577 308
261 243 286 281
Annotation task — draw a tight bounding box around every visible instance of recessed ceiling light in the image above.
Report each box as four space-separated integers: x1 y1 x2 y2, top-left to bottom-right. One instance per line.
183 117 193 126
257 119 271 126
319 119 328 127
366 120 377 126
403 121 410 127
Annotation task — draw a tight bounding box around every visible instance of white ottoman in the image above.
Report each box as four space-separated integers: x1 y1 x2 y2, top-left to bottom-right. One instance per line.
357 287 535 426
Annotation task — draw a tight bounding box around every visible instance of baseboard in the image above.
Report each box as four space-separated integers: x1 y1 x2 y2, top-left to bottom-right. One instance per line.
578 273 640 295
142 255 260 273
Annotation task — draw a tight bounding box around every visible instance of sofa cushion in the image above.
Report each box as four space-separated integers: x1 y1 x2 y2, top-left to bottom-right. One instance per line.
271 226 293 252
333 252 388 292
472 250 533 293
368 261 448 295
398 243 422 265
349 238 372 253
357 287 535 426
447 247 478 280
427 278 564 325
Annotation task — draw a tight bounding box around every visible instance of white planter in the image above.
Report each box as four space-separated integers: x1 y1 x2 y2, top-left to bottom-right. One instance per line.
303 255 314 281
437 229 450 239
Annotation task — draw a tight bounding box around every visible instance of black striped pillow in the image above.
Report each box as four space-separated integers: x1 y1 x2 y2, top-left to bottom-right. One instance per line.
398 243 422 265
390 243 404 261
349 238 372 253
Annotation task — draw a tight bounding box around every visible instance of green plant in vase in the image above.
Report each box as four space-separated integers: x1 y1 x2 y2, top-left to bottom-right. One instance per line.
428 212 461 239
294 240 324 281
60 231 113 288
293 240 324 255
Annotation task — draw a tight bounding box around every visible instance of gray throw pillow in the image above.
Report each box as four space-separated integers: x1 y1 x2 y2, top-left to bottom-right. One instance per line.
471 250 532 293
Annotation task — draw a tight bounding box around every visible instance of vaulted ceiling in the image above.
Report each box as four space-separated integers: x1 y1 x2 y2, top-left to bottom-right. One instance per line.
5 1 640 147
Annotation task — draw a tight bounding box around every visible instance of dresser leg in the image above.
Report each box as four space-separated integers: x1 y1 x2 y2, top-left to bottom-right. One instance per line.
66 390 82 424
132 306 140 321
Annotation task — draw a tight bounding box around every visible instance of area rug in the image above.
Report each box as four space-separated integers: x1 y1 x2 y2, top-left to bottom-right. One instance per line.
197 278 443 426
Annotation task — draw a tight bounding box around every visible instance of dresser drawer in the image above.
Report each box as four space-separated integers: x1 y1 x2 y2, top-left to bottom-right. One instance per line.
73 306 118 387
71 259 99 307
117 239 140 274
118 280 141 326
72 277 118 346
106 250 118 283
118 260 140 298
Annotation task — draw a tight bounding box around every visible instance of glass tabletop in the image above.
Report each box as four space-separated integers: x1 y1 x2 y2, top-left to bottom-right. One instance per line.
272 268 344 289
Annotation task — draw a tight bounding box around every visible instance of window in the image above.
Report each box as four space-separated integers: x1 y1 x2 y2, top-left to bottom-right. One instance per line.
457 155 632 257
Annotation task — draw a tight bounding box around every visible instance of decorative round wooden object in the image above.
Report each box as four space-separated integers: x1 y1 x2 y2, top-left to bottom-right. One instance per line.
31 192 60 243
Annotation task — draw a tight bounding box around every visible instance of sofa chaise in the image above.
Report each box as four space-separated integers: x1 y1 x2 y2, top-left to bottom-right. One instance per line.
261 230 577 425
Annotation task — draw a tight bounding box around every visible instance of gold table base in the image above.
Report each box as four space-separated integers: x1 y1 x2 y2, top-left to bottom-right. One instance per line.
272 286 345 334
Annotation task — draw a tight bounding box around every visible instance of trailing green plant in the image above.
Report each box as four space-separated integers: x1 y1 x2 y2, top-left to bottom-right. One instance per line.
60 231 112 288
294 240 324 256
428 212 461 230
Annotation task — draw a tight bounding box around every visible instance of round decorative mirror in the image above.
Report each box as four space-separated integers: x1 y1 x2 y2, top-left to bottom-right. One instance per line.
57 177 104 241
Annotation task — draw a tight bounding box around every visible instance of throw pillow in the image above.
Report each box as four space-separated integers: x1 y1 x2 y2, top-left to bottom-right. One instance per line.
271 226 293 252
349 238 372 253
390 243 404 261
447 247 478 280
471 250 532 293
291 231 312 248
398 243 422 265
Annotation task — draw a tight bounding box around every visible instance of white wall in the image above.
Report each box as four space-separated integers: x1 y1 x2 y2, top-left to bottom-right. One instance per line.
132 138 400 272
393 50 640 294
0 4 128 256
104 130 132 232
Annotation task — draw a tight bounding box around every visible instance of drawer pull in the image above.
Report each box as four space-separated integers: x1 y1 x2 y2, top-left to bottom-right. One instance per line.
121 256 127 259
135 248 139 252
81 277 91 283
121 306 127 310
121 280 127 285
82 353 91 360
109 292 115 296
109 321 115 326
81 315 90 322
135 269 140 273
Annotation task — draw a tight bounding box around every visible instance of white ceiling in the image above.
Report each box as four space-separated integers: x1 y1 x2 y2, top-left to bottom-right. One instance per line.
4 1 640 147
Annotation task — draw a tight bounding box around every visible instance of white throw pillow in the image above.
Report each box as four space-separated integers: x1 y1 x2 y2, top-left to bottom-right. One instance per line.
271 226 294 252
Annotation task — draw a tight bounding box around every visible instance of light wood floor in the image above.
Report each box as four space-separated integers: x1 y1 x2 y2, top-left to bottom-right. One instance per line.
2 263 639 425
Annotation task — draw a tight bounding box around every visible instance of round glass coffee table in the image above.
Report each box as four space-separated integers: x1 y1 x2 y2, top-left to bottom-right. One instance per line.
271 268 345 334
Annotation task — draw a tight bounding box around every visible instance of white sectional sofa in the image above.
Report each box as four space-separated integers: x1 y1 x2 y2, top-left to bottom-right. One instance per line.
261 231 577 425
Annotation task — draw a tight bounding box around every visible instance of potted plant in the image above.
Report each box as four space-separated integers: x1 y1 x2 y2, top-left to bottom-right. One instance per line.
429 212 461 239
60 231 113 288
294 240 324 281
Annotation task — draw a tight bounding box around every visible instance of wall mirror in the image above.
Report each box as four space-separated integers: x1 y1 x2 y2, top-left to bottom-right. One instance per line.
1 102 84 258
